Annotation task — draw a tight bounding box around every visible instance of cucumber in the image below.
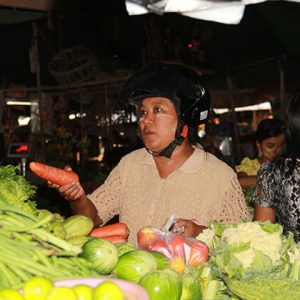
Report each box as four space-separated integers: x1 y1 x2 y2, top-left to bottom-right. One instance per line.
63 215 94 238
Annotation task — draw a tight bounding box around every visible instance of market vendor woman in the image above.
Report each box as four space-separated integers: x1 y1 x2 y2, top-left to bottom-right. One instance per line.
50 63 250 242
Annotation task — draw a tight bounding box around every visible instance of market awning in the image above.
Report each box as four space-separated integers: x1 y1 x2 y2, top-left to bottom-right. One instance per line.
125 0 300 24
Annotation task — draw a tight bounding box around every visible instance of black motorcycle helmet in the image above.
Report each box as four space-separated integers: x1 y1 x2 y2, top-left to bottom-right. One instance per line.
121 62 211 157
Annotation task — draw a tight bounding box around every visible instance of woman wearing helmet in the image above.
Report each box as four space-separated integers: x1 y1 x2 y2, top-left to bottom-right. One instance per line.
50 63 250 242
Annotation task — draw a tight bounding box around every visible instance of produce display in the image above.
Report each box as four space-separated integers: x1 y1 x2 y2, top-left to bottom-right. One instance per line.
3 164 300 299
0 166 97 290
0 195 97 290
196 221 300 299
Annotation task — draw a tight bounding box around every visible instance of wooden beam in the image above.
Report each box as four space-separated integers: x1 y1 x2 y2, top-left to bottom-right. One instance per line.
0 0 54 11
2 77 255 96
2 77 131 93
211 89 254 96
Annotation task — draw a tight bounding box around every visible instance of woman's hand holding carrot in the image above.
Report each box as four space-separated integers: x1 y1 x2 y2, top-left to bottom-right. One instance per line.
32 163 102 226
29 161 84 202
47 165 85 202
56 181 85 202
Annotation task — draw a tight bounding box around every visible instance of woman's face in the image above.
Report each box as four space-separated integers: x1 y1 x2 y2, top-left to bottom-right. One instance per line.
257 134 285 162
138 97 178 153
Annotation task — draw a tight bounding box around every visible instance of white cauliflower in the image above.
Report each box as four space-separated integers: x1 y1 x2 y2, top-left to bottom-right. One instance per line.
196 227 215 248
221 222 283 268
197 221 285 271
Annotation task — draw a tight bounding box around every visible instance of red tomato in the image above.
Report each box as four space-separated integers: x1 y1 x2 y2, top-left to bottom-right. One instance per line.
187 240 209 267
137 226 159 249
168 234 187 260
148 239 172 258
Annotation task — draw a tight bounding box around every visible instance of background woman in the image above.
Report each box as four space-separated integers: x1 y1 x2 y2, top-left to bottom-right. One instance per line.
236 118 285 189
251 95 300 241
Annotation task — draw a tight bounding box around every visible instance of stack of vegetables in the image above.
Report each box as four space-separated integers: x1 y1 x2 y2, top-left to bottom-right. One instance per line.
93 221 300 300
0 165 99 290
196 221 300 299
4 163 300 300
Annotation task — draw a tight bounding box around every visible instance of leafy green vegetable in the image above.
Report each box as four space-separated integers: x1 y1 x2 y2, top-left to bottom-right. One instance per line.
198 221 287 278
224 274 300 300
0 165 37 214
196 221 300 298
196 263 228 300
0 165 69 237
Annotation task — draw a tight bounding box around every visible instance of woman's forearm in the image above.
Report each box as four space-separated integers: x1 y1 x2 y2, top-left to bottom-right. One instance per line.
70 194 102 226
238 174 257 189
254 204 276 223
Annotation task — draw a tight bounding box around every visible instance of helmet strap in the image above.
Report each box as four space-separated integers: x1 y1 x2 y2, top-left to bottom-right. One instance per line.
146 123 189 158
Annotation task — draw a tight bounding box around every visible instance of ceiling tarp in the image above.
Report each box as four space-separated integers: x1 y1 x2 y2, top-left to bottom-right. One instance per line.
125 0 300 24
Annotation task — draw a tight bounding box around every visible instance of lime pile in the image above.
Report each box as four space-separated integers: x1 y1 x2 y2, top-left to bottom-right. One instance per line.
0 277 125 300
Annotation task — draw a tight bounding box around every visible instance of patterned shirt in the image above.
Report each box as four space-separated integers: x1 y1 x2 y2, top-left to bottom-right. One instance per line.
88 147 250 243
251 157 300 241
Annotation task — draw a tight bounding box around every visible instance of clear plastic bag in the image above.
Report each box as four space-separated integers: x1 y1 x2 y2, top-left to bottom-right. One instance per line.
137 226 209 273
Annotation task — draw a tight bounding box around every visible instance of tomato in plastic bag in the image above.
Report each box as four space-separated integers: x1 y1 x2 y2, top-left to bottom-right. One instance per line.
137 226 209 273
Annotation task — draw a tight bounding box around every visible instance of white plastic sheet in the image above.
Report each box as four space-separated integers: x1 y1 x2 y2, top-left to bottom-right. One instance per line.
125 0 299 24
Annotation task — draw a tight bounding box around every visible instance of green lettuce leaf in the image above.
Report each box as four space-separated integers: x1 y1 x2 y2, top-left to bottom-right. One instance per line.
0 165 37 213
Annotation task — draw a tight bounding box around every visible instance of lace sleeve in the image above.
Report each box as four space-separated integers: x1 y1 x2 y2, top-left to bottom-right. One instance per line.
88 164 122 224
217 176 251 223
250 163 276 208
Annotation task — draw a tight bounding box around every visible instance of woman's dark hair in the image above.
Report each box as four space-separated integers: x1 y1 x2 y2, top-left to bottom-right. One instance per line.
272 95 300 175
285 94 300 158
255 118 285 143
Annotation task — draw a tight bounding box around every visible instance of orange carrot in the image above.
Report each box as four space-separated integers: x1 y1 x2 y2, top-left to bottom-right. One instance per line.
29 162 79 186
103 235 127 244
89 223 129 239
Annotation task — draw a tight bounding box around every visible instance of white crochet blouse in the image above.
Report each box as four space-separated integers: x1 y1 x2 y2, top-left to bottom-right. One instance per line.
88 147 250 243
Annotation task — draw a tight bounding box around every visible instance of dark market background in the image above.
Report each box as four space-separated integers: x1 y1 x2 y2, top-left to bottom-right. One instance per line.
0 0 299 216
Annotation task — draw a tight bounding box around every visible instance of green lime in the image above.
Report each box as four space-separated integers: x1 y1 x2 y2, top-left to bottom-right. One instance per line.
73 284 93 300
23 276 54 300
45 287 77 300
0 289 24 300
93 281 124 300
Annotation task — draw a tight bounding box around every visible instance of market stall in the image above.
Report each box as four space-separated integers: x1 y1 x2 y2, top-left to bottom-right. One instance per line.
1 164 300 299
0 3 300 298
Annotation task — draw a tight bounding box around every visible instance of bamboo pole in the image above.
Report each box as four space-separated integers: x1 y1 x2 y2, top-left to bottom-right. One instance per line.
227 72 242 164
33 21 46 162
278 57 286 120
